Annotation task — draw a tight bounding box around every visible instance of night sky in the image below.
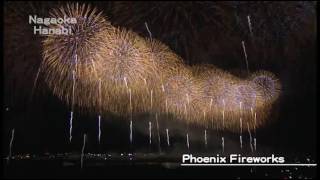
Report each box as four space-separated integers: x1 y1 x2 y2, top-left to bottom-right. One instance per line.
2 1 317 159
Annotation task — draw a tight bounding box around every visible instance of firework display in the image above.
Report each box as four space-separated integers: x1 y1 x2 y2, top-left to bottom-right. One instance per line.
42 3 113 113
3 2 317 179
192 65 281 131
40 3 281 132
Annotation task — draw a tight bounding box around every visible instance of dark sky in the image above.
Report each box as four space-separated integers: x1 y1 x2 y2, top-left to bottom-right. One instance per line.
2 1 317 157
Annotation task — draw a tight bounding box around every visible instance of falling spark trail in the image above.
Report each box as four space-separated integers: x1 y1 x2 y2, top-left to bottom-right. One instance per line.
241 41 249 74
186 93 190 105
130 120 133 144
239 101 242 116
7 129 15 164
129 88 133 144
250 107 256 152
149 121 152 145
240 118 243 149
143 78 147 86
74 53 78 72
98 79 102 144
69 70 76 143
203 110 207 148
129 89 132 112
210 98 213 128
254 112 257 133
186 133 190 149
72 65 76 103
81 134 87 169
239 102 243 149
247 123 253 152
165 99 168 114
183 102 190 150
254 112 257 151
156 113 161 152
166 128 170 146
247 15 253 37
203 110 206 123
222 99 225 153
222 99 225 127
222 137 225 153
124 77 128 89
150 90 153 107
30 66 42 102
144 22 152 39
251 107 254 122
98 78 102 107
98 115 101 144
69 111 73 143
204 129 208 148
